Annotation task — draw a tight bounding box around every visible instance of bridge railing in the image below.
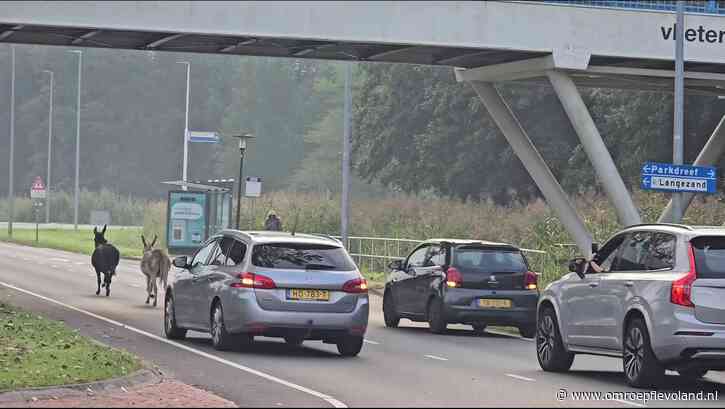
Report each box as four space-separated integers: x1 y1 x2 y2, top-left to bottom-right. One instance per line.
538 0 725 15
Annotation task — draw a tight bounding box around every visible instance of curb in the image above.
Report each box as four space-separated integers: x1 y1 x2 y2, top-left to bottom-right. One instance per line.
0 368 162 404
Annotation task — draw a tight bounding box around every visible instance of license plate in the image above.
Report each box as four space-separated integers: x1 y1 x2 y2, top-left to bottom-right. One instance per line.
478 299 511 309
287 289 330 301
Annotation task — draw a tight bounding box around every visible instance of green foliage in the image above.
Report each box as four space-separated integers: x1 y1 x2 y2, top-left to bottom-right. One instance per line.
0 226 145 258
0 303 140 391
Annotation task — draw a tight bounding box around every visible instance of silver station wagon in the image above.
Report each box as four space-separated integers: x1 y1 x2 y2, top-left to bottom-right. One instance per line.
164 230 369 357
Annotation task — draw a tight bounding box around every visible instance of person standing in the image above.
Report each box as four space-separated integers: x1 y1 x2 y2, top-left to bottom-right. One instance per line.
264 210 282 231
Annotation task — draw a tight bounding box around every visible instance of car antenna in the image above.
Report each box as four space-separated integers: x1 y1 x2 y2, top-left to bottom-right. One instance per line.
291 209 300 236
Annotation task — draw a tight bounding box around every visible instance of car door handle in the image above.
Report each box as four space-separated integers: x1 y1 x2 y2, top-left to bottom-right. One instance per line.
588 282 599 288
624 281 634 288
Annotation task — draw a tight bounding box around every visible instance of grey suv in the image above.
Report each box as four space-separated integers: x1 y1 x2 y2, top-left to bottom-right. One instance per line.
165 230 369 357
537 224 725 387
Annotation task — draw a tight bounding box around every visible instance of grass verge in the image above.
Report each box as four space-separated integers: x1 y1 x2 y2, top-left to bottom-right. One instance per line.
0 227 144 259
0 302 141 391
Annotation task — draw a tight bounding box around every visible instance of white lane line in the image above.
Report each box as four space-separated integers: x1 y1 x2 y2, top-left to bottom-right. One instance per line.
423 354 448 361
505 374 535 382
49 258 71 263
0 280 347 408
613 399 646 408
75 262 85 265
363 339 380 345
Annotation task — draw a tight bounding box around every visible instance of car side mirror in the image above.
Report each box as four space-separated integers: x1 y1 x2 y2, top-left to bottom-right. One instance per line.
568 257 587 279
388 259 403 271
173 256 190 269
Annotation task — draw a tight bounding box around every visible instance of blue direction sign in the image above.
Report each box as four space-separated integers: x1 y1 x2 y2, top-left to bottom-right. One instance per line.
641 162 717 194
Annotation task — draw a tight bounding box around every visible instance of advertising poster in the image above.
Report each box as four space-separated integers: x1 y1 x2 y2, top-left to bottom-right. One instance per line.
167 191 207 253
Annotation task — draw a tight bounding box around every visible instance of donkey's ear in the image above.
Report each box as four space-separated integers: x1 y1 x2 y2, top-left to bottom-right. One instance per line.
141 235 147 248
151 235 158 248
93 226 98 234
101 225 107 234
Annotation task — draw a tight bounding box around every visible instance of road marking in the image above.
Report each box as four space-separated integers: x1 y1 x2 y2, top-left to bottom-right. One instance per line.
423 354 448 361
363 339 379 345
76 262 85 265
50 258 71 263
613 399 646 408
0 280 348 408
486 329 534 342
505 374 535 382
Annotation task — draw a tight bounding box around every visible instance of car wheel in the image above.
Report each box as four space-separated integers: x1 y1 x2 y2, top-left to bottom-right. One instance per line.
677 368 708 380
472 323 487 335
519 324 536 339
164 295 187 340
427 298 447 334
623 318 664 388
536 307 574 372
284 335 305 347
337 335 364 357
383 291 400 328
210 302 237 351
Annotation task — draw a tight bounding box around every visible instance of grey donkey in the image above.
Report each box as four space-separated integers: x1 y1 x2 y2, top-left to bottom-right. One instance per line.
140 235 171 307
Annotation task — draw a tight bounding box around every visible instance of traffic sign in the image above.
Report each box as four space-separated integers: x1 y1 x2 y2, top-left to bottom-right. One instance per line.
245 177 262 197
641 162 717 194
187 131 220 143
30 176 47 199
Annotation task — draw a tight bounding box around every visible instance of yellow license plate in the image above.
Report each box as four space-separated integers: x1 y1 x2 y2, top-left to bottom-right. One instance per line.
288 289 330 301
478 299 511 309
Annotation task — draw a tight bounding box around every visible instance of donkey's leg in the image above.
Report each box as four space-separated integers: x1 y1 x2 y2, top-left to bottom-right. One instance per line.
105 271 113 297
152 277 158 307
145 274 151 304
95 270 102 295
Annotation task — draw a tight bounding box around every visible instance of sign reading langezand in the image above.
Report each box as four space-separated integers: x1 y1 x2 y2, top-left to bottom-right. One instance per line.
641 162 717 194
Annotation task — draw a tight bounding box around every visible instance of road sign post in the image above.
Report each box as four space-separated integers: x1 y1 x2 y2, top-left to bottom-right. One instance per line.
641 162 717 194
30 176 47 242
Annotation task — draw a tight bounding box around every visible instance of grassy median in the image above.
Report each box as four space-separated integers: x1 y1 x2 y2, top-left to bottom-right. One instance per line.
0 302 141 391
0 227 145 259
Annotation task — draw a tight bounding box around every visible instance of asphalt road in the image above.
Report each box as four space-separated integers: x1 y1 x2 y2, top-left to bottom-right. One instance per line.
0 242 723 408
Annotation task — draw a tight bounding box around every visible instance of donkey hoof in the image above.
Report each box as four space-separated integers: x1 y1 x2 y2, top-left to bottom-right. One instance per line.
96 290 100 296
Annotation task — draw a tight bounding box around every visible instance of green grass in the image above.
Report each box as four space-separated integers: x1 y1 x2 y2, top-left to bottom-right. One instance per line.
0 227 145 259
0 303 141 391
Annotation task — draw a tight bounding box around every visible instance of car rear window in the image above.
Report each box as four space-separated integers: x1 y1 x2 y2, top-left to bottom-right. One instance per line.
453 246 528 273
251 243 356 271
691 236 725 279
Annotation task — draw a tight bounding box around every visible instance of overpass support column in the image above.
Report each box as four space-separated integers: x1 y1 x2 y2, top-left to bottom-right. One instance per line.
469 81 594 257
659 115 725 223
547 70 641 227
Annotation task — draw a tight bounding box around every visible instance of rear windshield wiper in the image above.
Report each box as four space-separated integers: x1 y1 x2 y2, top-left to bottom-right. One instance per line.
305 263 337 270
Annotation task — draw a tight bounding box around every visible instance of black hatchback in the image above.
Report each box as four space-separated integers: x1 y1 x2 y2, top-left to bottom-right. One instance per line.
383 239 539 338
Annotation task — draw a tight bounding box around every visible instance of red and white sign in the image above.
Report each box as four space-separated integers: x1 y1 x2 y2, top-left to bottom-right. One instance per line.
30 176 46 199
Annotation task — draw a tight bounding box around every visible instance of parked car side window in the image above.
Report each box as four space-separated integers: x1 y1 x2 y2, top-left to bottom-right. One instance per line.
407 246 429 268
210 237 234 266
612 232 649 272
645 233 676 270
225 240 247 266
593 235 626 272
424 245 445 267
191 240 218 268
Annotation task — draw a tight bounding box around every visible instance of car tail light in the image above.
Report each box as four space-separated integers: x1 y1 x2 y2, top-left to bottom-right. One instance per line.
446 267 463 288
671 244 697 307
231 272 276 289
343 277 368 293
524 271 538 290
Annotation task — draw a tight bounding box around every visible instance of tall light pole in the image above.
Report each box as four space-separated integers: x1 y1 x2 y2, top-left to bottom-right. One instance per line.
68 50 82 230
42 69 54 224
671 1 685 222
340 62 352 248
231 133 254 230
7 45 16 237
177 61 191 191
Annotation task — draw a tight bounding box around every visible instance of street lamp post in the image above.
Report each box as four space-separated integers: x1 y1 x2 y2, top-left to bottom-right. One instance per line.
672 1 686 222
7 45 16 237
177 61 191 191
230 134 254 230
42 69 54 224
68 50 82 230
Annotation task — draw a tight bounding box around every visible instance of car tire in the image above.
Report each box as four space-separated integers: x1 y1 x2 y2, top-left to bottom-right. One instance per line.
472 323 487 335
427 298 447 334
383 290 400 328
284 335 305 347
623 318 664 388
210 302 237 351
164 295 187 340
337 335 364 357
536 307 574 372
519 324 536 339
677 368 708 380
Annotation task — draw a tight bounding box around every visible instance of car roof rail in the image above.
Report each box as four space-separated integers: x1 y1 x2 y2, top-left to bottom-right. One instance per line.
624 223 694 231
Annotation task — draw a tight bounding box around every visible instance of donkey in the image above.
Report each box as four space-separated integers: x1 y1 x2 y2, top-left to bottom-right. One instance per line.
140 235 170 307
91 225 120 297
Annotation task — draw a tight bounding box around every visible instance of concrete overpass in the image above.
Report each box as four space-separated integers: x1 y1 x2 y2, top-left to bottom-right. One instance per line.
3 1 725 255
